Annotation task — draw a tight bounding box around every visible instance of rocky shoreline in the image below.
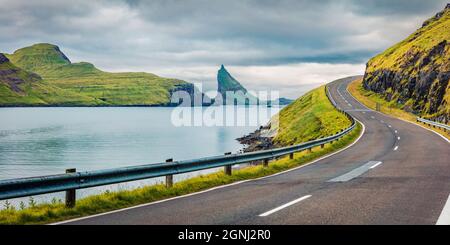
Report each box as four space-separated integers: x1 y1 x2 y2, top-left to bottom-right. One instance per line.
236 124 275 153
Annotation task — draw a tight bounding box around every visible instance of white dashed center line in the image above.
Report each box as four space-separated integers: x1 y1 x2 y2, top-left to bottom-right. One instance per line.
329 161 382 182
369 161 383 169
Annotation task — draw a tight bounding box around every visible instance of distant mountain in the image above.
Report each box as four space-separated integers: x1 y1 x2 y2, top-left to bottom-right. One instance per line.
1 43 202 106
362 4 450 122
216 65 259 105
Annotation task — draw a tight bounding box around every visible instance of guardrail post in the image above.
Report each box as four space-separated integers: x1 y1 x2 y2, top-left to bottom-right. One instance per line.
289 153 294 159
224 152 232 175
307 148 312 153
263 159 269 167
65 168 76 208
320 144 324 149
165 158 173 188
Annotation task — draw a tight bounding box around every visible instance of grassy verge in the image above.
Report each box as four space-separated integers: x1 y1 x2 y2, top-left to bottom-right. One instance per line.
348 78 450 140
273 85 352 145
0 122 361 225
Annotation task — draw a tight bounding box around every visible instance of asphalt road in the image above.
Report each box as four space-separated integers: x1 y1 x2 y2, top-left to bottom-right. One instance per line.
60 76 450 225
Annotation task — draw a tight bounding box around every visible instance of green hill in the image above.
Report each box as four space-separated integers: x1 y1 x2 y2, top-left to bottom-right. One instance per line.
0 53 100 106
273 85 351 146
362 4 450 122
1 43 197 106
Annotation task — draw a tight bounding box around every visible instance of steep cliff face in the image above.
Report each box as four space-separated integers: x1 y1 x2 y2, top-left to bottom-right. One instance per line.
362 4 450 122
0 53 42 93
216 65 258 105
217 64 248 94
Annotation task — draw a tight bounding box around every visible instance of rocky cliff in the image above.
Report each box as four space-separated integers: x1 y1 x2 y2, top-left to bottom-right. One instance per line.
362 4 450 122
216 65 259 105
0 53 41 93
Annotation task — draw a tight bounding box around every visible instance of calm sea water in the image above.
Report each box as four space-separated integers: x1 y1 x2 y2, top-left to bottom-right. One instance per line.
0 106 279 207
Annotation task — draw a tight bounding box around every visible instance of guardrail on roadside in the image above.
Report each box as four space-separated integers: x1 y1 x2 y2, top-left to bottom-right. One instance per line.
0 85 356 208
417 117 450 132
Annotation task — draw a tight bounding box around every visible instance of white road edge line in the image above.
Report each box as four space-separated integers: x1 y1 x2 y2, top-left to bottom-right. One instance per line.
394 146 398 151
369 161 382 169
437 194 450 225
388 125 392 128
259 195 312 217
51 119 367 225
345 80 450 144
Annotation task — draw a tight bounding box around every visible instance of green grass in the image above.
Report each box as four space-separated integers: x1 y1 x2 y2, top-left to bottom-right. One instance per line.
0 83 361 224
273 85 352 145
2 43 190 106
44 71 186 105
5 43 72 74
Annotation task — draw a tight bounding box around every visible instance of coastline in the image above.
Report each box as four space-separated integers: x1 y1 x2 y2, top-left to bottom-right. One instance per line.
236 124 275 152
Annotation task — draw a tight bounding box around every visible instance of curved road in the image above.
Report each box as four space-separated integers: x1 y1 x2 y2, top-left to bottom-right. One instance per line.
60 76 450 225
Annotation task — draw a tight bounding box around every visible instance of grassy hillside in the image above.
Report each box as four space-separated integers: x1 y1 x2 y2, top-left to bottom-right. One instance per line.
0 54 101 106
6 43 72 75
273 85 352 146
2 43 194 106
362 4 450 122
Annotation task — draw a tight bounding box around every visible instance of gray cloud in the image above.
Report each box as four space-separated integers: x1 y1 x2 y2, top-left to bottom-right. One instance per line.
0 0 448 98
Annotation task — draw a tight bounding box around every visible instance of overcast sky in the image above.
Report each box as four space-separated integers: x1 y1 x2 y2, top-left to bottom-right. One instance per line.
0 0 447 98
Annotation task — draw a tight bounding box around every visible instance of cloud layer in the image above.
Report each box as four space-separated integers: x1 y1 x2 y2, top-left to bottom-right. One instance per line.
0 0 447 98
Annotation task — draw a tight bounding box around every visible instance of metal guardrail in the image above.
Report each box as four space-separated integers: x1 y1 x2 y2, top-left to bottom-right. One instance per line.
0 85 356 207
417 117 450 132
